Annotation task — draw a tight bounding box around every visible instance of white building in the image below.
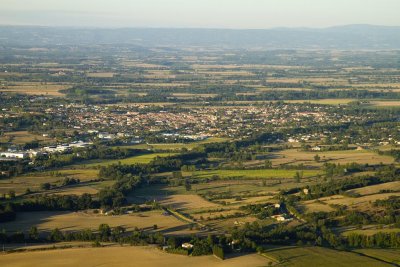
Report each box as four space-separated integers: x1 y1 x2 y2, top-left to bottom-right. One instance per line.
0 152 28 159
311 146 322 151
98 132 116 140
181 243 194 249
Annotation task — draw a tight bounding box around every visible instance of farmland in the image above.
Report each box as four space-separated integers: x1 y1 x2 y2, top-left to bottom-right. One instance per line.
262 246 393 266
190 169 321 179
1 27 400 266
1 210 194 236
0 246 271 267
76 153 177 168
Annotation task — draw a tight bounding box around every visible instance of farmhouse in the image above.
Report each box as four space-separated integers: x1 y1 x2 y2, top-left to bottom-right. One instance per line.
311 146 322 151
271 214 290 222
181 243 194 249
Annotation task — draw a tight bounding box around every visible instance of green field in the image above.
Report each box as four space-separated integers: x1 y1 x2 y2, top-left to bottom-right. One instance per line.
120 137 230 151
262 246 392 266
77 153 176 168
354 249 400 265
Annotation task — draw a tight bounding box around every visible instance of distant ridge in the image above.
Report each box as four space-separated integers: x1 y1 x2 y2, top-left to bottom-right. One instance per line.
0 24 400 49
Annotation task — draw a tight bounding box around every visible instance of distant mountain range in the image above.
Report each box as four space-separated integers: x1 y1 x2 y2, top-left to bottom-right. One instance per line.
0 24 400 49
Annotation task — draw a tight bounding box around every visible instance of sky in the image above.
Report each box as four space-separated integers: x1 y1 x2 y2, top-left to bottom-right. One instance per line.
1 0 399 29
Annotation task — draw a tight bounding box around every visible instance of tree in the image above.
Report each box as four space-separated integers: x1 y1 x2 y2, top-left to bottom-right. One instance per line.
172 171 183 179
98 224 111 241
167 237 178 248
294 171 303 183
212 245 225 260
40 183 51 190
264 160 272 169
184 179 192 191
8 190 15 199
314 154 321 162
29 226 39 240
50 228 64 242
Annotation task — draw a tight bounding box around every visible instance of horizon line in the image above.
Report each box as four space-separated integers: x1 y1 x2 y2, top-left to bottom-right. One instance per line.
1 23 400 31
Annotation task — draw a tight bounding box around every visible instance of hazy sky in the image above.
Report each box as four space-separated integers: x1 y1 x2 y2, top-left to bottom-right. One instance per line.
1 0 399 29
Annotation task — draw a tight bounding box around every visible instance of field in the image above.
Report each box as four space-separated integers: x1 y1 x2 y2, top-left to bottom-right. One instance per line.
369 100 400 107
0 169 100 196
354 249 400 265
191 169 321 179
341 228 400 237
142 194 219 210
297 200 335 214
270 149 394 167
0 131 54 144
0 82 70 96
262 246 392 266
316 192 400 211
284 99 357 105
346 181 400 196
1 210 194 235
123 137 230 151
0 246 271 267
77 153 176 168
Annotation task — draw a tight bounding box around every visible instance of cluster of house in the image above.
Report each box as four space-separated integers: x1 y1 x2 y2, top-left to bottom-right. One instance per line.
0 141 92 160
35 102 369 140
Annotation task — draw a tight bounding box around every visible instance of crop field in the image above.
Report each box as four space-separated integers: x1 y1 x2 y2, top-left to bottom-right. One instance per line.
0 246 271 267
124 138 230 151
340 228 400 237
297 200 335 214
86 72 115 78
0 131 54 144
134 179 314 199
76 153 176 168
1 210 193 235
262 246 392 266
55 169 99 180
191 169 321 179
354 249 400 265
284 99 357 105
346 181 400 196
0 169 104 196
317 192 400 211
44 180 114 196
369 100 400 107
0 174 62 195
141 194 219 210
0 82 70 96
270 149 394 167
